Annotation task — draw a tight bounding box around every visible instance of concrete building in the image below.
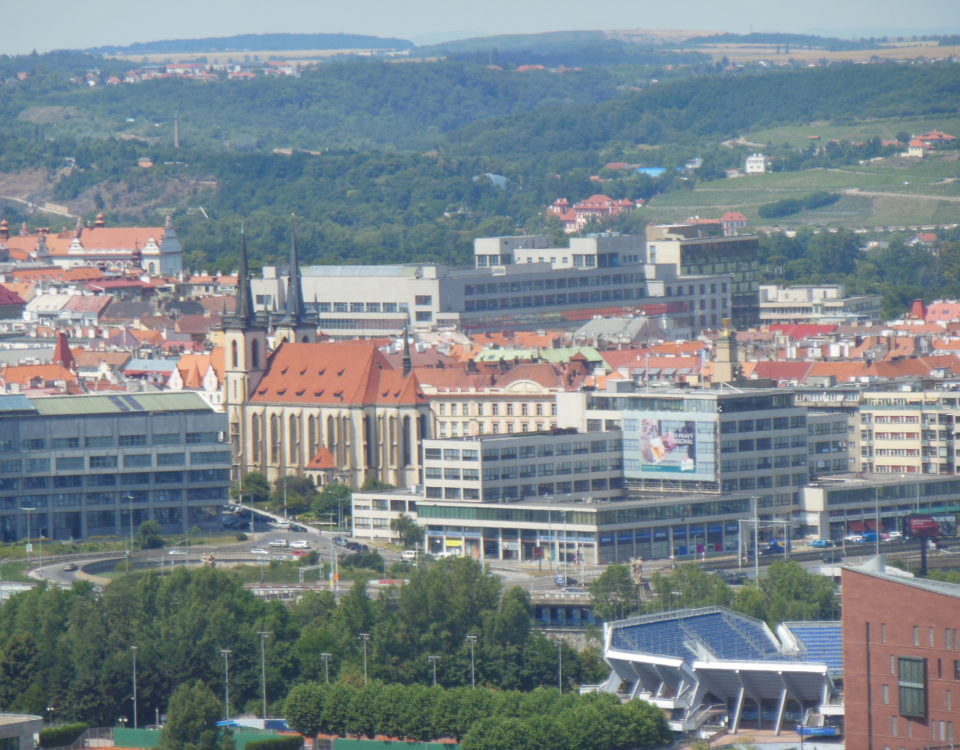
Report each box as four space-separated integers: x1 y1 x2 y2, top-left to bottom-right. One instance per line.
0 714 42 750
0 391 229 542
843 564 960 749
857 385 960 475
251 233 731 337
801 473 959 541
759 284 883 323
645 223 760 328
564 384 809 536
352 429 759 564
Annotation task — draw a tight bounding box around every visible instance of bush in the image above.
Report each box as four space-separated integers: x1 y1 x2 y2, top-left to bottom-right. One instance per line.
757 191 839 218
244 737 303 750
39 722 88 748
236 532 248 542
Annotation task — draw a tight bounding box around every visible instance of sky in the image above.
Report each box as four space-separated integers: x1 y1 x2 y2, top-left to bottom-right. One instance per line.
6 0 960 55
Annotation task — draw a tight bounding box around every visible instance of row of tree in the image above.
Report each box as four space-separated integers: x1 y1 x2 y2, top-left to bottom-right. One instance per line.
284 681 671 750
589 560 839 625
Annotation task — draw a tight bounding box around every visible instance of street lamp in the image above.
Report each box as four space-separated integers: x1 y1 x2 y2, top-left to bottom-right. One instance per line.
20 507 36 565
557 640 563 693
220 649 232 721
358 633 370 685
46 705 54 726
130 645 138 729
428 655 440 687
258 631 270 720
466 635 478 689
320 652 332 683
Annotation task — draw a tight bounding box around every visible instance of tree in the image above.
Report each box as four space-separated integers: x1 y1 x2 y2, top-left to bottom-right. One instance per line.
648 564 732 612
589 564 640 621
313 483 351 529
284 682 326 742
389 513 424 549
236 472 271 504
135 520 164 550
159 680 223 750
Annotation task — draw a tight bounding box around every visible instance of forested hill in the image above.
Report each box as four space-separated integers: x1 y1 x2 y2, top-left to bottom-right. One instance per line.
84 32 414 55
450 63 960 162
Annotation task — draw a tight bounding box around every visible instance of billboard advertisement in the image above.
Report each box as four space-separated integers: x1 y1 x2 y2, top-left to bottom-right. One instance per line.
907 515 942 538
639 417 697 473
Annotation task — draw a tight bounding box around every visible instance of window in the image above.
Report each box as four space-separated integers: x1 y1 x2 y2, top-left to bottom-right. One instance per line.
883 684 890 704
85 435 114 448
157 453 186 466
120 434 147 447
56 457 83 471
415 295 433 306
899 656 927 718
52 436 80 449
153 433 181 446
882 623 887 643
124 454 152 468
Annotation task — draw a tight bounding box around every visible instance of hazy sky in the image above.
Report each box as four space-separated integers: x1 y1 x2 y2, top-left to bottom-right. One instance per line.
7 0 960 55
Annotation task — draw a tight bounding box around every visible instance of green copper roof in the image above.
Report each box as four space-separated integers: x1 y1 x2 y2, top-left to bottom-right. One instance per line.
29 392 213 416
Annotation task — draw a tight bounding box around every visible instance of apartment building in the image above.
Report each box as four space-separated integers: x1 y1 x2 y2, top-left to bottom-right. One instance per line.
857 385 960 475
0 391 230 542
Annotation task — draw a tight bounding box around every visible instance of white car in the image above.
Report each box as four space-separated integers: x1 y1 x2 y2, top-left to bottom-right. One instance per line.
250 547 269 555
168 548 186 555
268 539 288 548
290 540 310 550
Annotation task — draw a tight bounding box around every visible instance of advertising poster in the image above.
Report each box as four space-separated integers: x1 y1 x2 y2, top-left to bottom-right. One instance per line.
639 418 697 473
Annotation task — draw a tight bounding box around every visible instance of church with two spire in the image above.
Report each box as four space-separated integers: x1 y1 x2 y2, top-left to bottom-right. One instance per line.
222 232 430 489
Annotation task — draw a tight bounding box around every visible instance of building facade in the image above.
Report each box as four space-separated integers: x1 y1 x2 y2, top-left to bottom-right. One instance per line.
0 392 229 542
843 566 960 750
759 284 883 323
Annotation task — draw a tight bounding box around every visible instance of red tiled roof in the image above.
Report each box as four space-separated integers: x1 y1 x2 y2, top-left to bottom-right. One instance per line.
252 341 426 406
769 324 838 339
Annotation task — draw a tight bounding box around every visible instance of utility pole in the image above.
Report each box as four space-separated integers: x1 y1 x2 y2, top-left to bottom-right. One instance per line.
258 631 270 720
358 634 370 685
320 652 331 683
466 635 478 688
220 649 232 721
130 645 138 729
428 655 439 687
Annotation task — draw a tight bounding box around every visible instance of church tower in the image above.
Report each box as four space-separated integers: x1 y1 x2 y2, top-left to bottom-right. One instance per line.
223 232 268 405
273 230 315 345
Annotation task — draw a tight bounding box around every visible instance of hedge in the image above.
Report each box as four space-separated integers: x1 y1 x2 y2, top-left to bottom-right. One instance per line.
244 737 304 750
39 723 89 748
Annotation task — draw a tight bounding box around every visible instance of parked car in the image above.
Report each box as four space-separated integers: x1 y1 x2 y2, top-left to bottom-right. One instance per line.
290 540 310 549
268 539 288 548
400 550 417 561
250 547 269 555
844 534 864 544
810 539 835 548
887 530 903 540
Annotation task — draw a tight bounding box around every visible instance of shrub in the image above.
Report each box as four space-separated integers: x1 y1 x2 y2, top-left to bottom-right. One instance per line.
39 722 89 748
244 736 304 750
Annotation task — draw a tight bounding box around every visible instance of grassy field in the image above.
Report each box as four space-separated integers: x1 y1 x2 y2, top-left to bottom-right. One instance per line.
642 153 960 228
746 116 960 150
675 42 960 64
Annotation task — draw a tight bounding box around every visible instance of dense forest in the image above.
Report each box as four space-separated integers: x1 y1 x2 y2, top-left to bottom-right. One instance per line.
85 33 415 56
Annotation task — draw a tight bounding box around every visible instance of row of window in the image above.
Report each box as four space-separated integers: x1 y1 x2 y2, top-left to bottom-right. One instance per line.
0 486 228 510
311 301 409 313
0 432 219 452
437 402 556 417
719 474 807 492
427 477 623 501
464 288 644 313
0 469 231 496
8 450 231 474
464 273 642 296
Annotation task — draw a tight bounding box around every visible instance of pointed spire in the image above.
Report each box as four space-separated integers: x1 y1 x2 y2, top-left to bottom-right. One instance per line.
402 318 412 376
280 227 305 326
233 230 255 327
52 330 77 371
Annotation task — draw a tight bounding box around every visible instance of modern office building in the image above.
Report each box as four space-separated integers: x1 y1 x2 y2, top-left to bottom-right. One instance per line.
0 714 42 750
352 430 758 564
563 383 809 534
759 284 882 323
0 391 230 542
843 564 960 749
646 223 760 327
250 233 732 336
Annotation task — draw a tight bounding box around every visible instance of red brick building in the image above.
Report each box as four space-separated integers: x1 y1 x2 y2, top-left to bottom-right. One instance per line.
843 565 960 749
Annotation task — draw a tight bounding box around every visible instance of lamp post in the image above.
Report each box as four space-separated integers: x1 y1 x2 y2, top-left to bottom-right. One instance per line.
46 705 54 726
358 633 370 685
130 645 138 729
875 485 881 557
320 652 332 683
258 631 270 720
557 640 563 693
20 507 36 566
428 655 439 687
466 635 478 689
220 648 232 721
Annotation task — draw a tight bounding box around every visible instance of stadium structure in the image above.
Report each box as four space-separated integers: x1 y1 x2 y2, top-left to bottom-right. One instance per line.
592 606 844 738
